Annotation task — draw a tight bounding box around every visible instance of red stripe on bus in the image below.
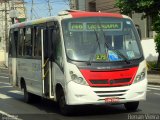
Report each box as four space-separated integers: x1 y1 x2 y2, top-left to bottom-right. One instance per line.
70 11 123 18
80 67 138 87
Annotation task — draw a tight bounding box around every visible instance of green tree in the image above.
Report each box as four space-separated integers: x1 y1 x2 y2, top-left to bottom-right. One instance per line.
115 0 160 68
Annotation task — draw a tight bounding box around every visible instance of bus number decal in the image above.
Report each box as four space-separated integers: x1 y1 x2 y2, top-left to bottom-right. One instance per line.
96 54 107 61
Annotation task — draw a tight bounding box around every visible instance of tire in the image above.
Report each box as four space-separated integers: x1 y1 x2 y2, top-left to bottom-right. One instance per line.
124 101 139 111
23 84 33 103
58 90 73 115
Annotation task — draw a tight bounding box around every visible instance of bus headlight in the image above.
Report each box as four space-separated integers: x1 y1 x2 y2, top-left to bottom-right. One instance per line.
70 71 88 85
134 68 146 83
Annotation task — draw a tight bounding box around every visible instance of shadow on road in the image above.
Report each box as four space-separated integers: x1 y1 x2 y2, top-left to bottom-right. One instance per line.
27 98 141 117
0 79 141 118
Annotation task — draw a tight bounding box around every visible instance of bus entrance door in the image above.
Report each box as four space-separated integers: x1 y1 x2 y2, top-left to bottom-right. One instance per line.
41 28 54 98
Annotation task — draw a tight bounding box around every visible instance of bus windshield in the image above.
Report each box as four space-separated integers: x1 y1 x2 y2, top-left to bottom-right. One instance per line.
62 17 142 62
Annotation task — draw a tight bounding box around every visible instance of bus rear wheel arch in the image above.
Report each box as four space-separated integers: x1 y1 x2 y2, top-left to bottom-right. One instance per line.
20 78 33 103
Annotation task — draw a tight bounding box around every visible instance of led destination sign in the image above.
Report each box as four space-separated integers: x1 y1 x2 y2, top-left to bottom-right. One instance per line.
70 23 84 30
69 22 122 31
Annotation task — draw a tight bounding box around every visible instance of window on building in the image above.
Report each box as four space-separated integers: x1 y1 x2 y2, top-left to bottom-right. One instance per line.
131 13 154 39
89 1 96 12
147 16 153 38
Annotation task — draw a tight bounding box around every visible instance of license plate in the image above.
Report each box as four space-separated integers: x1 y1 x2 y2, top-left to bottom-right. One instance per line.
105 97 119 103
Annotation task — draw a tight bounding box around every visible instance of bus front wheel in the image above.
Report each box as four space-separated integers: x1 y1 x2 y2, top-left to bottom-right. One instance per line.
124 101 139 111
58 90 73 115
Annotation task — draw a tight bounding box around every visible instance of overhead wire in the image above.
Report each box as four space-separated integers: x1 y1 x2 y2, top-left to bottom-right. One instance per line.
24 0 70 19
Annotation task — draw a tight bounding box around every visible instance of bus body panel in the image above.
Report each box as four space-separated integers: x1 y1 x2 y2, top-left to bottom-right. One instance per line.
17 58 43 96
52 62 66 100
65 60 147 105
8 10 147 107
66 78 147 105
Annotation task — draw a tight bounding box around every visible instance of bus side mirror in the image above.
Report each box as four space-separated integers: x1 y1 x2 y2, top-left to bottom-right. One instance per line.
135 24 142 40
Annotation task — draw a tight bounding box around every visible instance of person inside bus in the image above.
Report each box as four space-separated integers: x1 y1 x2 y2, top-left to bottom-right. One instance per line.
105 35 124 61
114 35 123 50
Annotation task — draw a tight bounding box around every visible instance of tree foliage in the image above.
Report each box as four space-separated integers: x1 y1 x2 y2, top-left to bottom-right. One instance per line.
115 0 160 67
115 0 160 16
155 33 160 53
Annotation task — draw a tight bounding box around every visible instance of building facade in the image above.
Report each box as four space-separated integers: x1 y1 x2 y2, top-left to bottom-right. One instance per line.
0 0 26 65
70 0 158 61
71 0 154 39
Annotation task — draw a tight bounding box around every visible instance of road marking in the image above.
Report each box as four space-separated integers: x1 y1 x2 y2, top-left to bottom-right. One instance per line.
147 87 160 91
0 110 22 120
148 85 160 88
0 73 9 76
0 93 11 99
9 90 23 95
154 93 160 96
0 82 10 85
0 82 11 88
0 86 12 89
0 76 9 78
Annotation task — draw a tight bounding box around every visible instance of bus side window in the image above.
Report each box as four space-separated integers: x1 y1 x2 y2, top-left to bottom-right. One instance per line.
135 24 141 40
18 28 25 56
9 30 13 57
10 29 18 57
24 27 32 56
34 27 42 57
48 28 54 61
43 28 49 59
53 23 63 68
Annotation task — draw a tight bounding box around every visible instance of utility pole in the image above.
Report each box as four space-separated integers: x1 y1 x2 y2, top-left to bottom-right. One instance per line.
4 0 8 52
22 0 27 20
11 0 15 24
31 0 33 20
47 0 52 16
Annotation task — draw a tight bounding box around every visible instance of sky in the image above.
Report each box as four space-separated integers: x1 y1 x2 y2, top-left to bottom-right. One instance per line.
24 0 70 20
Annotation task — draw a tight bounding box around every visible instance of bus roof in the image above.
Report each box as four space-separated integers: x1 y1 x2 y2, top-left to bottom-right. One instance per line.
10 10 127 29
67 10 123 18
10 16 58 29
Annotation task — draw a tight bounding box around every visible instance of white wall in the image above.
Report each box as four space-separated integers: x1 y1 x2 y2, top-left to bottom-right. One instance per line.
141 39 159 61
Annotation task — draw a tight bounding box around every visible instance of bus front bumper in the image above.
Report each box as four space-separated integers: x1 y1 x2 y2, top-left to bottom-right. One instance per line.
66 78 147 105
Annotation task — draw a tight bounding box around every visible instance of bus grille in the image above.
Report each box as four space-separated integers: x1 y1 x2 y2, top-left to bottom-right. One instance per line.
90 78 131 86
90 80 108 84
93 89 128 99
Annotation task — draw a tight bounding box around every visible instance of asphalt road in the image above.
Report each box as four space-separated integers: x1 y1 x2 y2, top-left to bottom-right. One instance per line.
0 69 160 120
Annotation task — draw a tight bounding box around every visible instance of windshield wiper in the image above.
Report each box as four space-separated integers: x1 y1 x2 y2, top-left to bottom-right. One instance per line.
97 19 130 64
87 29 101 65
104 42 130 64
94 29 101 52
